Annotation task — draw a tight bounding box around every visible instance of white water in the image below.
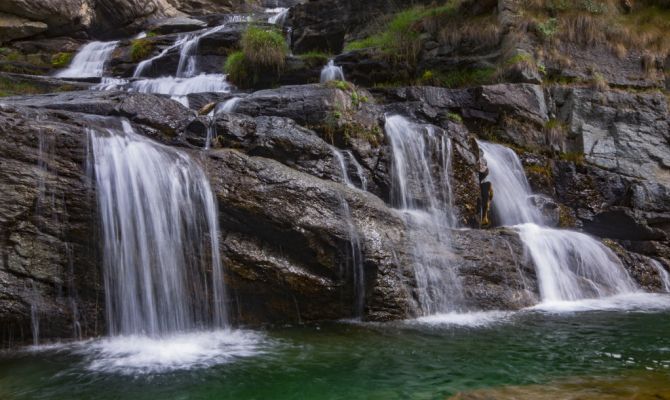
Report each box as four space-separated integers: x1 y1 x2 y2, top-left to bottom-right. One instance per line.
96 74 232 107
205 97 242 149
385 115 461 315
517 223 636 302
332 148 365 317
477 141 544 225
89 119 227 336
650 259 670 292
81 330 266 374
479 140 638 304
267 7 289 25
56 41 119 78
320 60 345 83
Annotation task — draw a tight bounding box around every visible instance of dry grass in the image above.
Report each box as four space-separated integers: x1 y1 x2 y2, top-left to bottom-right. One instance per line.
437 14 501 51
522 1 670 67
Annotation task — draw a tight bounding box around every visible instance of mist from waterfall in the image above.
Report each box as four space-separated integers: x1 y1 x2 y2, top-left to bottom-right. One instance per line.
89 119 227 336
385 115 461 315
478 141 637 303
56 41 119 78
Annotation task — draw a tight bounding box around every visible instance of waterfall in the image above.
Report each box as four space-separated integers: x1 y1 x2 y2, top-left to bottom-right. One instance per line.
385 115 461 315
477 142 544 226
517 224 636 302
479 140 637 303
332 148 365 317
56 41 119 78
89 119 227 336
267 7 289 25
650 260 670 292
29 280 40 346
346 151 367 191
205 97 241 149
320 60 345 83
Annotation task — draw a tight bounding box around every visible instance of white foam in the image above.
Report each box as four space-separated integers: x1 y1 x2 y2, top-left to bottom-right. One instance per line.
530 292 670 313
77 330 266 375
410 310 511 327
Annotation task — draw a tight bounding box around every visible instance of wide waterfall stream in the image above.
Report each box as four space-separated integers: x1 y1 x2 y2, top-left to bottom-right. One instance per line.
478 141 639 305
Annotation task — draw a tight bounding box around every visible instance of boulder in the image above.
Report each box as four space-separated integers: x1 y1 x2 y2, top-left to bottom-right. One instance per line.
0 12 47 43
148 16 206 34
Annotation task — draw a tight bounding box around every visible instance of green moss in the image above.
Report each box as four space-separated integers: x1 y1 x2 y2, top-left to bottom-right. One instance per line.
558 204 576 228
344 2 461 65
0 77 49 97
130 39 154 62
51 52 73 68
298 51 330 66
447 112 463 123
327 79 352 91
559 151 585 165
526 163 552 178
439 67 496 88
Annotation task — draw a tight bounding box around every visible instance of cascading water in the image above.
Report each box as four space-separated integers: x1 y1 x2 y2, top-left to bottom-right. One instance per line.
479 141 637 303
97 25 232 105
56 41 119 78
650 260 670 292
89 119 227 336
205 97 242 149
385 115 461 315
320 60 345 83
477 142 544 226
332 148 365 317
267 7 289 25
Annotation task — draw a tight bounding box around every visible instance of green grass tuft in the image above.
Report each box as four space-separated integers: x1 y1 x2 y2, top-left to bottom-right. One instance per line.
130 39 154 62
51 52 73 68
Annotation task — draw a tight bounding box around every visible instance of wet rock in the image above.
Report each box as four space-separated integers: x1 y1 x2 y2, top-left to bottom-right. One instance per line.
0 105 104 345
1 90 196 138
149 16 206 34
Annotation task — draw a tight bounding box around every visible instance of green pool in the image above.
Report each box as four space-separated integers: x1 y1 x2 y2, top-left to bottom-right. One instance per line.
2 294 669 400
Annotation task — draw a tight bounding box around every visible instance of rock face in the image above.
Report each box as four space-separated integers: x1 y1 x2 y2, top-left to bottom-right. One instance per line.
0 12 47 43
0 0 184 39
0 104 104 345
0 89 545 344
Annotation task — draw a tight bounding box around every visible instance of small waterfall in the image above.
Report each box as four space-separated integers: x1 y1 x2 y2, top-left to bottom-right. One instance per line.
385 115 461 315
345 150 367 191
518 224 636 302
205 97 241 149
134 25 226 78
477 141 544 225
479 140 637 303
29 280 40 346
56 41 119 78
267 7 289 25
650 260 670 292
89 119 227 336
320 60 345 83
332 148 365 317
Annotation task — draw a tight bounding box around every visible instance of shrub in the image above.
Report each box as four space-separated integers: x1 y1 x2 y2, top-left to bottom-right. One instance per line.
241 27 288 71
130 39 153 62
224 51 248 86
51 52 73 68
224 27 289 88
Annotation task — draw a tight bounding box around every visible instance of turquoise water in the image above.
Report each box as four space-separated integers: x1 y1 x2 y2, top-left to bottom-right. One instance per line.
2 297 670 400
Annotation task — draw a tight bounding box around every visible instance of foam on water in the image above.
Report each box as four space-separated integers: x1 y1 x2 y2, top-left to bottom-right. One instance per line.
411 310 512 327
80 330 266 374
529 293 670 313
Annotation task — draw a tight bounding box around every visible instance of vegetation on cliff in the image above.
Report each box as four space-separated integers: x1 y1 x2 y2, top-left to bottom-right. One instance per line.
225 26 288 88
